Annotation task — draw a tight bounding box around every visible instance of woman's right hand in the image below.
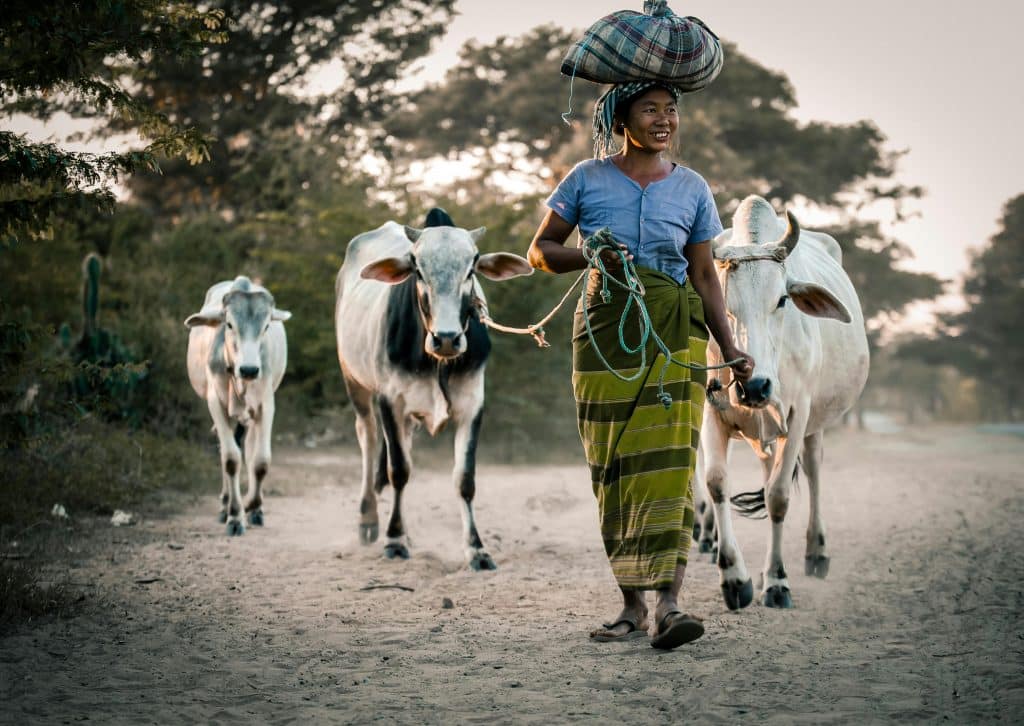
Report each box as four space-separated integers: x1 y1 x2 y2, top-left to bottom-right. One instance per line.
722 347 755 382
597 243 633 273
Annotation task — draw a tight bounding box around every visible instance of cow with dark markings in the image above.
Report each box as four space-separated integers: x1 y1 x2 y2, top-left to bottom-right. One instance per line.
335 208 532 569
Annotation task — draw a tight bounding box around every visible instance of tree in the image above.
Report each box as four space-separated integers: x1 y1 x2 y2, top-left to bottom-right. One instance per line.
121 0 457 217
926 194 1024 420
385 31 921 216
0 0 226 246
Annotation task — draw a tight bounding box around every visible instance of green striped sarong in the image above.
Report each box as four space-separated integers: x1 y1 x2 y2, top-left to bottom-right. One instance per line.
572 266 708 590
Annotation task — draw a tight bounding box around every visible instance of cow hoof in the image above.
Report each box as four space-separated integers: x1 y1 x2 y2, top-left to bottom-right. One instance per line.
384 543 409 560
469 552 497 572
762 585 793 609
721 578 754 610
226 520 245 537
698 539 714 554
218 511 228 524
247 509 264 527
359 523 379 545
805 555 830 579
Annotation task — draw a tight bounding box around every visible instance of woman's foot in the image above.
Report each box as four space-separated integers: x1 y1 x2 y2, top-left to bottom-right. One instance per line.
650 611 704 650
589 604 649 642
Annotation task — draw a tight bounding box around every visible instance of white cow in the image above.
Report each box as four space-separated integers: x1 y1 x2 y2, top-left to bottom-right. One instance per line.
335 208 532 569
693 195 869 609
186 277 291 535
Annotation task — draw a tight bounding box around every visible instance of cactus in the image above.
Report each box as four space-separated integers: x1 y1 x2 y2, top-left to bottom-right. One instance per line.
58 253 146 418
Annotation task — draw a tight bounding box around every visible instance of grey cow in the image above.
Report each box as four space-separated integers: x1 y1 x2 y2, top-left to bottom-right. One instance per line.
186 277 291 535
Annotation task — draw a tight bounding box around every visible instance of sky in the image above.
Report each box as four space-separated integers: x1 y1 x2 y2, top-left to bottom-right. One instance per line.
409 0 1024 289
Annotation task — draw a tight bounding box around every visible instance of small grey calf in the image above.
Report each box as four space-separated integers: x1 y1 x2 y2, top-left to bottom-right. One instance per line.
186 277 291 535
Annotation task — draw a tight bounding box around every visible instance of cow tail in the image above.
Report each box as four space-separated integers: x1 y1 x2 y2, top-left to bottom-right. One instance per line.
730 488 767 519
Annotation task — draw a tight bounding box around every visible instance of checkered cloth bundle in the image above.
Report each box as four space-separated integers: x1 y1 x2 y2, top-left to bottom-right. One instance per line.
560 0 723 91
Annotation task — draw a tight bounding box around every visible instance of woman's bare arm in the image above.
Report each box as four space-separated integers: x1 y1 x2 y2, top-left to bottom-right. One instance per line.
528 209 632 274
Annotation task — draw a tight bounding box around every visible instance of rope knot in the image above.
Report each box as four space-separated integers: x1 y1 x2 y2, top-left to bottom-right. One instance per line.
530 326 550 348
644 0 672 18
658 391 673 409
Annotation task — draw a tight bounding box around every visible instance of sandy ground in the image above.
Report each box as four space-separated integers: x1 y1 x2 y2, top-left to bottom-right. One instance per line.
1 425 1023 724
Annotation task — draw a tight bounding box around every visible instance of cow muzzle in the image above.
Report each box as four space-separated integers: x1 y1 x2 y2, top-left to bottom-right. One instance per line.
737 376 772 408
238 365 260 381
428 330 466 359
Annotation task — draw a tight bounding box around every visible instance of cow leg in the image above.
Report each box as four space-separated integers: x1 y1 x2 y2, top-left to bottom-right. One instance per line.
345 375 379 544
378 397 411 560
453 409 495 571
702 409 753 610
208 393 244 536
802 431 829 578
373 438 388 494
244 400 273 528
693 446 717 556
217 423 245 523
760 410 808 608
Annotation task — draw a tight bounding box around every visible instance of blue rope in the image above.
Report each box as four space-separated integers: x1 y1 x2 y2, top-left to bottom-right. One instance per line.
580 228 740 409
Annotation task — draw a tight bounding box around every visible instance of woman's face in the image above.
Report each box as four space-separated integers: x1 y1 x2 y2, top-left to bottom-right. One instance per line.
621 88 678 153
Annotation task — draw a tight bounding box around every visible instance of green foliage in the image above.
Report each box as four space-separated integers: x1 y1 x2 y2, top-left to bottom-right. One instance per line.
0 562 73 633
0 0 226 245
1 416 216 531
124 0 457 216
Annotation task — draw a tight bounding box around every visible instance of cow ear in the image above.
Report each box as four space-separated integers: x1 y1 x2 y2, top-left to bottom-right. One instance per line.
786 279 852 323
404 226 423 243
184 311 225 328
361 255 415 284
468 227 486 244
475 252 533 281
271 308 292 322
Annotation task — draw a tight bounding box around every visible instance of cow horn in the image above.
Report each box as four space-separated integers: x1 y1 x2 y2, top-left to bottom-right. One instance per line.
776 211 800 257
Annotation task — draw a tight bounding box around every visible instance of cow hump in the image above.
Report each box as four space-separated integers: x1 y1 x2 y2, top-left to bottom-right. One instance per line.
731 196 782 246
424 207 455 228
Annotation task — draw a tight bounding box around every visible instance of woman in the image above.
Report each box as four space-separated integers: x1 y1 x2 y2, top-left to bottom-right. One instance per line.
527 81 754 649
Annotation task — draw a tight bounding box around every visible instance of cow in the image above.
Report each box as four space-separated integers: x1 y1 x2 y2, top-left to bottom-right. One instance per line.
335 208 532 570
692 195 869 609
185 277 291 536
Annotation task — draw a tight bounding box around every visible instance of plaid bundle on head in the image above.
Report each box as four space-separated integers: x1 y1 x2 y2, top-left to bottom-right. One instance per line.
561 1 723 88
591 81 680 158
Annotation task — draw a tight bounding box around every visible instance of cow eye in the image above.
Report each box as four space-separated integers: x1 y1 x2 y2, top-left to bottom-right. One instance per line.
777 296 788 309
226 322 233 330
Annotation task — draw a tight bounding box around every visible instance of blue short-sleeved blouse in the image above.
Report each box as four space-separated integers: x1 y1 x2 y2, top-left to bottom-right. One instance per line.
545 158 723 285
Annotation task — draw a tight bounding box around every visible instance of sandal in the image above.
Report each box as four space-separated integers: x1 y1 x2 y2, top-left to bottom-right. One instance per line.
589 616 649 642
650 611 704 650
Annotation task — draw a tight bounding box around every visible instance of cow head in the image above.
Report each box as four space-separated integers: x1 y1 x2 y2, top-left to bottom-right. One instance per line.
185 277 291 383
360 225 532 361
714 197 851 418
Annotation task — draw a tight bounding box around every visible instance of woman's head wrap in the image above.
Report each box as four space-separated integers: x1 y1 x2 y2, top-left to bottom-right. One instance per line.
591 80 681 158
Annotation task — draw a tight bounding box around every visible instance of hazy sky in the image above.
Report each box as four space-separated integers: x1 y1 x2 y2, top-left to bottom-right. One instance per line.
412 0 1023 286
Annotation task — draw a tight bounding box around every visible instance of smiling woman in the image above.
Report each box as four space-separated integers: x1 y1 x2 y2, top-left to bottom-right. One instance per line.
527 80 754 650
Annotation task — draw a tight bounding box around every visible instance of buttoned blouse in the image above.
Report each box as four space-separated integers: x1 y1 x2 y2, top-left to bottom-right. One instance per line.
545 158 723 285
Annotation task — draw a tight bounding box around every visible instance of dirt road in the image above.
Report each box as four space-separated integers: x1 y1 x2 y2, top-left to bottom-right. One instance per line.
2 425 1022 723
